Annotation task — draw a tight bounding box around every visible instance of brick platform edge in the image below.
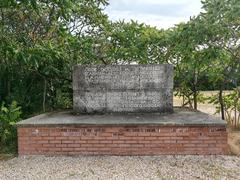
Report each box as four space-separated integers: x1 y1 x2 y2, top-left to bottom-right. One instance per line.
18 125 229 155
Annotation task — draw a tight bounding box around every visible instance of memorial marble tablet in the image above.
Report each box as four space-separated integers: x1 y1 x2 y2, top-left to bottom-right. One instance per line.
73 65 173 113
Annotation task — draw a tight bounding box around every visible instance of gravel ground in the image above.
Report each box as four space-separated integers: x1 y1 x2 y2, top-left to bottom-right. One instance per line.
0 155 240 180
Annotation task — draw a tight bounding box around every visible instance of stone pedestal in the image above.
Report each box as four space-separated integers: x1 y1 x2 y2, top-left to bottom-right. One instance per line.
16 64 229 155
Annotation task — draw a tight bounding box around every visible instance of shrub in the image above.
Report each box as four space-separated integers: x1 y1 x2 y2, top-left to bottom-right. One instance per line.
208 88 240 129
0 101 22 153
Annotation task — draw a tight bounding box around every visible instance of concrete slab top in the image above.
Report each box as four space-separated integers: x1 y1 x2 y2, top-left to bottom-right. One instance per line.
17 108 227 127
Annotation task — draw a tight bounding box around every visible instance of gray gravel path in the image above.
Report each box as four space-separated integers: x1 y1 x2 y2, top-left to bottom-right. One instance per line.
0 155 240 180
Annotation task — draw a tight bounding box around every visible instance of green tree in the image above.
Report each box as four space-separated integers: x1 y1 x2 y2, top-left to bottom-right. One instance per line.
200 0 240 119
166 20 213 110
0 0 109 115
90 20 168 64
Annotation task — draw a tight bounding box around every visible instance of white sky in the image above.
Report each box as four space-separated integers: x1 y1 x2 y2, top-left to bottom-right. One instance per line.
104 0 203 29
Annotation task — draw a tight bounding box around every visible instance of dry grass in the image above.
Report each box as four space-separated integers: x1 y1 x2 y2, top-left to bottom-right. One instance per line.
173 91 221 117
228 131 240 156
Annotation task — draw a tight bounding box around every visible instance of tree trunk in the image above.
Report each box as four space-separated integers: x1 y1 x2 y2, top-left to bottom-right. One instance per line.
193 89 197 110
182 95 185 106
7 79 10 98
234 87 240 127
193 69 198 110
43 78 47 112
219 85 225 120
6 67 11 99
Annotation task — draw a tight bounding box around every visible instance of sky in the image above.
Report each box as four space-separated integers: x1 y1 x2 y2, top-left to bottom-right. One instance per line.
104 0 203 29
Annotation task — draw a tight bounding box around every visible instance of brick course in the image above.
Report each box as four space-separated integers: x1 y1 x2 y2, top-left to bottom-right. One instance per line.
18 125 229 155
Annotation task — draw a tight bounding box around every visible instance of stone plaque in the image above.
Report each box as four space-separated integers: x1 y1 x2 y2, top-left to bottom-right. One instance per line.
73 65 173 113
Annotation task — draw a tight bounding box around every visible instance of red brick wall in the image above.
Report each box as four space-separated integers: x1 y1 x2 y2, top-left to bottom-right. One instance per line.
18 125 229 155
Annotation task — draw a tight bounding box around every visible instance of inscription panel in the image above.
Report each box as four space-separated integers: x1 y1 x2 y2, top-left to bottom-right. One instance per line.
73 65 173 113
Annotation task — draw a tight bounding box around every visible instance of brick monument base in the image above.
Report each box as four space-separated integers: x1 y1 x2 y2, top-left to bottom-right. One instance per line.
17 108 229 155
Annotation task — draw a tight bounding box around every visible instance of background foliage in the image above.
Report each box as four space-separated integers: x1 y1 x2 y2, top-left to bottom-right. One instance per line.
0 0 240 151
0 101 21 152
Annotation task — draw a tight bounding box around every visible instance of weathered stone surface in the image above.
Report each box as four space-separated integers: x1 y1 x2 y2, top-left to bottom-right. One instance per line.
16 108 227 127
73 64 173 113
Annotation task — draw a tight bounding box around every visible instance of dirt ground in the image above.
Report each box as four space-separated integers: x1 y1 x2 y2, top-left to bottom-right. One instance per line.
227 130 240 155
1 155 240 180
174 91 240 156
173 91 223 117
